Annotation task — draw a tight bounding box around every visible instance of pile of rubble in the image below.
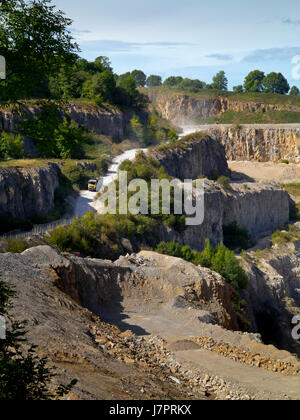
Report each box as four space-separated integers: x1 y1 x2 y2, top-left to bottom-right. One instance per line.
191 336 300 375
90 324 258 400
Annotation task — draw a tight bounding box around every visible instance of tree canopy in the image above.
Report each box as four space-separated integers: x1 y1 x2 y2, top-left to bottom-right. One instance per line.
262 72 290 95
290 86 300 96
212 71 228 91
146 75 162 87
131 70 147 87
0 0 78 101
243 70 265 92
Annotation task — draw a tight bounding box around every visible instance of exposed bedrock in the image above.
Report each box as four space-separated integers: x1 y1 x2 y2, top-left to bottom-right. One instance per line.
152 134 231 180
0 163 61 221
0 102 147 139
144 89 300 162
144 89 300 125
156 181 290 251
205 125 300 163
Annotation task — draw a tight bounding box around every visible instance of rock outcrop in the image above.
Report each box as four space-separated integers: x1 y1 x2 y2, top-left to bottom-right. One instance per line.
153 180 290 252
239 232 300 356
144 89 300 125
1 246 211 400
153 133 231 180
201 125 300 163
3 245 300 400
0 163 61 222
50 249 238 331
144 89 300 162
0 102 141 139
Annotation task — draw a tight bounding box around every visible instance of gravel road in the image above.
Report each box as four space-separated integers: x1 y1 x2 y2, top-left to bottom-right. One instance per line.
73 148 148 217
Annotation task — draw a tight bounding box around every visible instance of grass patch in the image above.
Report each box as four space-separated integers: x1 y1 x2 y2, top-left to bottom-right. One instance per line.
281 183 300 197
271 225 300 247
195 110 300 125
6 239 28 253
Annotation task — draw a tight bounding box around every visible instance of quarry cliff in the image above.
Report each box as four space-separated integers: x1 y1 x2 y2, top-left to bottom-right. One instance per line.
0 163 61 223
194 124 300 163
144 89 300 125
0 102 137 139
145 89 300 163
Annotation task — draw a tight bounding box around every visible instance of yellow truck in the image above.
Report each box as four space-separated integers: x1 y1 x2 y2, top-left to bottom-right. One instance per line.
88 179 98 192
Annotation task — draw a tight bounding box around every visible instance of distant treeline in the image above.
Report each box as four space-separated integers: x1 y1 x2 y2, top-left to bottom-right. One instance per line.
132 69 299 96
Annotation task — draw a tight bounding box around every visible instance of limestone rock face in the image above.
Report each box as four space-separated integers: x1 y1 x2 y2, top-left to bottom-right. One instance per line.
0 163 60 220
153 134 231 180
207 125 300 163
26 246 238 331
0 102 139 139
144 89 300 125
155 181 290 251
144 90 300 162
240 247 300 355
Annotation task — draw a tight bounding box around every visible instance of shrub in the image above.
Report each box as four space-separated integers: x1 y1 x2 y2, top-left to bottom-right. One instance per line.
271 226 300 247
21 103 89 159
167 129 178 144
156 239 248 289
61 162 83 185
94 156 109 175
7 239 28 254
281 159 289 164
0 279 76 400
48 212 157 257
217 176 231 189
0 132 24 159
223 222 249 250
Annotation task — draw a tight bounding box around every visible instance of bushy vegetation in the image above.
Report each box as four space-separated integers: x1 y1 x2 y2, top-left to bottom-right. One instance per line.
156 239 248 289
128 113 175 146
223 222 249 250
271 226 300 247
119 152 186 231
195 109 300 125
0 279 76 400
21 103 90 159
0 133 24 159
217 176 231 189
48 211 157 258
157 131 208 155
6 240 28 254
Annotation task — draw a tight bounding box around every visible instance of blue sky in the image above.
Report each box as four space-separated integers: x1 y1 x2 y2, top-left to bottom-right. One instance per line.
55 0 300 89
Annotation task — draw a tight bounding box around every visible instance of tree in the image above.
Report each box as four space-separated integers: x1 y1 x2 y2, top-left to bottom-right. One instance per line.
163 76 183 87
262 72 290 94
82 70 116 104
212 71 228 91
168 129 178 144
21 103 89 158
54 118 89 159
244 70 265 92
131 70 147 87
0 132 24 159
178 78 206 92
0 0 79 101
290 86 300 96
233 85 244 93
49 63 88 99
129 115 144 142
0 280 76 400
146 75 162 87
94 56 112 72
